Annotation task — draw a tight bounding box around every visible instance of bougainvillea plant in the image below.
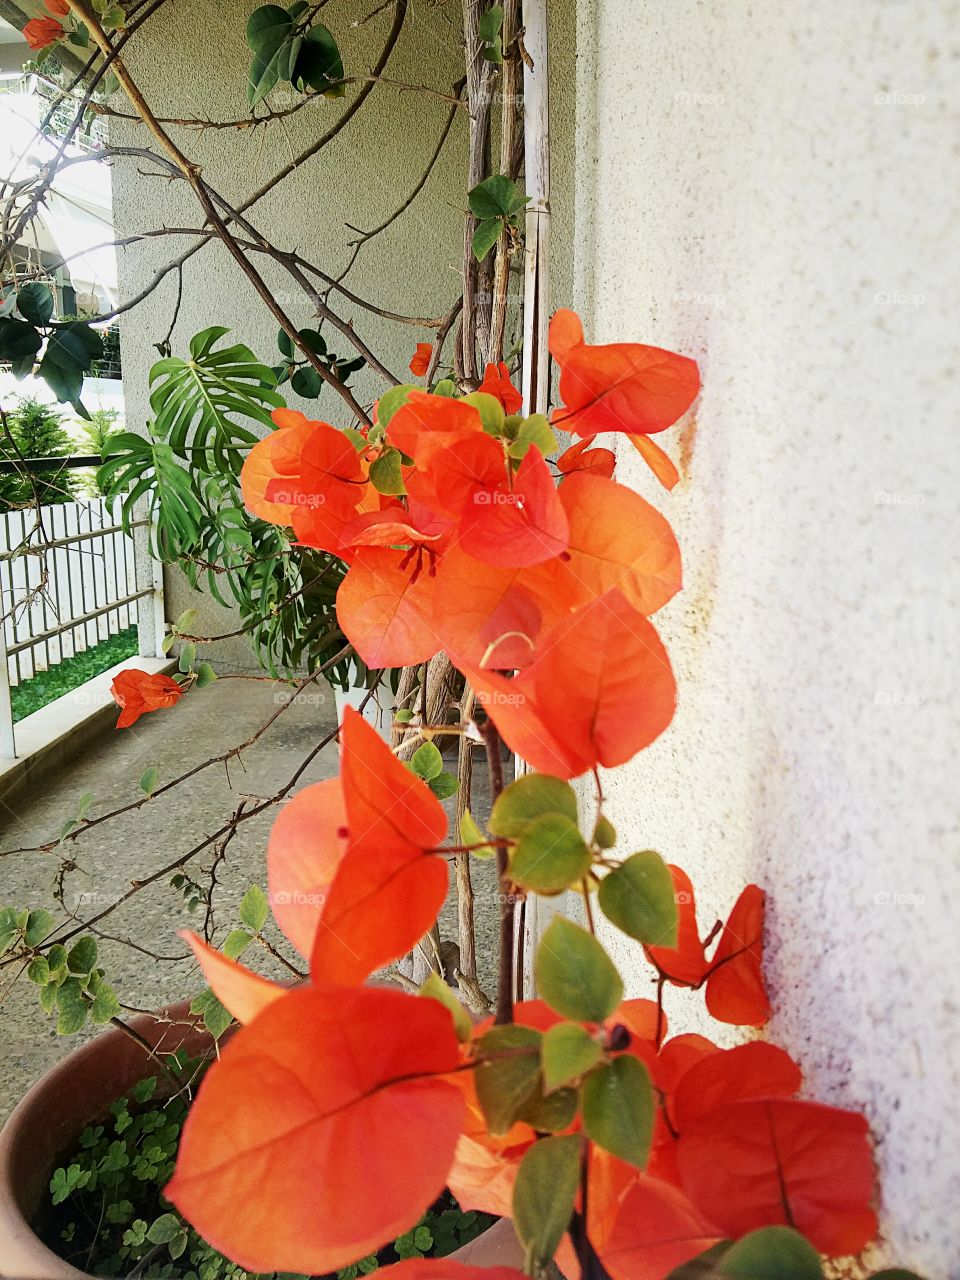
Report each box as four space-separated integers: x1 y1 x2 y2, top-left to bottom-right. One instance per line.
100 313 908 1279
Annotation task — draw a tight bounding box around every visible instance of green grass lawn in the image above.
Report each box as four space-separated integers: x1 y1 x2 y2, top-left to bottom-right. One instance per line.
11 626 139 722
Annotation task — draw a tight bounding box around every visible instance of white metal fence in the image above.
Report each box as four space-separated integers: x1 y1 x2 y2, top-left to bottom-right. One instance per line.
0 497 153 757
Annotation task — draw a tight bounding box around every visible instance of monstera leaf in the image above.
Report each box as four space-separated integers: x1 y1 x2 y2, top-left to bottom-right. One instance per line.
97 430 203 555
149 326 283 472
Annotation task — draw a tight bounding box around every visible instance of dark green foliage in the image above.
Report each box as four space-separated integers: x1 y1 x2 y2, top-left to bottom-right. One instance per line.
0 283 104 417
0 396 80 508
246 3 344 107
467 175 529 262
273 327 365 398
97 327 373 688
40 1071 493 1278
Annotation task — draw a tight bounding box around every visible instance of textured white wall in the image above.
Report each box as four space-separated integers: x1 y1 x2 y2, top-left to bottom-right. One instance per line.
566 1 960 1274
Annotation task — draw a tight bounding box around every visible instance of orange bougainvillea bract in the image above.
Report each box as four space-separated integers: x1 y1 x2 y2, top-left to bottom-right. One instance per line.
166 309 885 1280
165 986 465 1274
548 308 700 439
478 361 523 414
23 15 64 48
309 707 449 986
644 868 770 1027
409 342 433 377
110 668 183 728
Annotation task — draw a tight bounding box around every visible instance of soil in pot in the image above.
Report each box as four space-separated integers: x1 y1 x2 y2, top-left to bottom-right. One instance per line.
35 1062 496 1279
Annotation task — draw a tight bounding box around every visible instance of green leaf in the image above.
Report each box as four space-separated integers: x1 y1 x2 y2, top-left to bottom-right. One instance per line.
56 320 103 362
239 884 270 932
376 384 414 428
475 1024 542 1134
420 972 471 1042
67 936 98 976
432 378 458 397
132 1075 158 1103
514 1081 579 1133
27 956 50 985
714 1227 824 1279
297 327 328 355
195 661 217 688
429 771 458 800
460 808 495 858
101 6 125 30
541 1021 603 1092
489 773 578 838
222 928 255 960
411 741 443 781
469 174 527 220
246 4 292 56
869 1273 927 1280
38 347 84 410
290 364 324 398
77 792 94 820
178 641 197 673
293 23 344 91
97 432 204 553
169 1229 189 1260
477 5 504 42
16 283 54 326
24 908 56 947
598 850 678 946
507 413 558 460
190 987 233 1039
510 813 592 895
55 981 88 1035
369 448 407 496
45 326 94 370
139 766 159 796
0 906 17 953
471 218 503 262
581 1055 654 1168
536 918 623 1022
512 1135 582 1269
90 982 121 1024
461 391 506 438
149 328 281 470
175 606 199 631
147 1212 183 1245
0 317 42 363
593 814 617 849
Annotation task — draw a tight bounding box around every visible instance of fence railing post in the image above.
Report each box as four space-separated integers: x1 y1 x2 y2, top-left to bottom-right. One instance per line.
0 621 16 759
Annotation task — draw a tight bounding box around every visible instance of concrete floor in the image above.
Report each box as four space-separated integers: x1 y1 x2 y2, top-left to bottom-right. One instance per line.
0 677 500 1120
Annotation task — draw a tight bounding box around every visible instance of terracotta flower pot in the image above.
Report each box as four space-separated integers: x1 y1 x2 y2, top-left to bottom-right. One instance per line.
0 1003 524 1279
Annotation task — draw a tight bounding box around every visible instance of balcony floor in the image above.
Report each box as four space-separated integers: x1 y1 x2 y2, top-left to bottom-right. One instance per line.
0 675 501 1120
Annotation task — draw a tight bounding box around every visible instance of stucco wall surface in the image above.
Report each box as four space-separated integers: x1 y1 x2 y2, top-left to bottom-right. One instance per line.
568 1 959 1274
112 0 470 667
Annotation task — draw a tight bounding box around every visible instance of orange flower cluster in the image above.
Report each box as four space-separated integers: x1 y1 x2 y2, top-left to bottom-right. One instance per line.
239 322 697 775
166 713 877 1278
157 310 879 1278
